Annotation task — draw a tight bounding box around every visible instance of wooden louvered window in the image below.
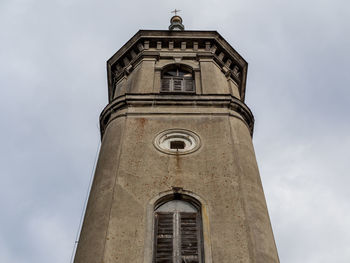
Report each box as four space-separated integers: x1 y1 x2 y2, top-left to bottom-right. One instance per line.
161 67 195 93
154 200 203 263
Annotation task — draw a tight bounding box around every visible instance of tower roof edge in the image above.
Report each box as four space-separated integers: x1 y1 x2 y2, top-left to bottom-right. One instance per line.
107 30 247 66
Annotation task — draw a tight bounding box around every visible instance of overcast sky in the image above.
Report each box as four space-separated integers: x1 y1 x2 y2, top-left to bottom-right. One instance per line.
1 0 349 262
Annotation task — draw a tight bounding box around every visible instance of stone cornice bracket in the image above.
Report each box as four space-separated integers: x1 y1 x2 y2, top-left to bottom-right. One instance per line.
224 68 232 78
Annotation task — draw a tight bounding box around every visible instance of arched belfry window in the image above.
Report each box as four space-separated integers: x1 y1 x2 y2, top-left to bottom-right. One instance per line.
161 65 195 93
154 198 203 263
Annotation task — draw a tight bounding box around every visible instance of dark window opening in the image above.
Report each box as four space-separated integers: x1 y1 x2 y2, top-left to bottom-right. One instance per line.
161 66 195 93
170 140 185 150
154 199 203 263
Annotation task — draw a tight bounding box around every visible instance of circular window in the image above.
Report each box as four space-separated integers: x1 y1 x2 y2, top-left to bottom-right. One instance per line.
154 129 201 155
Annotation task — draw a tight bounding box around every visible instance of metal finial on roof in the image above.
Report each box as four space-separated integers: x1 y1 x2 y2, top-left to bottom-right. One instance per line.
171 9 181 16
169 9 185 31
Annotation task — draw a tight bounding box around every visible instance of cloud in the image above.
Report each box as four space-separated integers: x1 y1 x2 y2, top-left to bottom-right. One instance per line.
0 0 349 262
258 134 350 262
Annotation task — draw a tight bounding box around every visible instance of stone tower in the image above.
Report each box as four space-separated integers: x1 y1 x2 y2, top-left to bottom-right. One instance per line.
74 16 279 263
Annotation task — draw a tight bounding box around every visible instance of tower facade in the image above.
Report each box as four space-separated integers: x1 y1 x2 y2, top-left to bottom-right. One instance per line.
74 17 279 263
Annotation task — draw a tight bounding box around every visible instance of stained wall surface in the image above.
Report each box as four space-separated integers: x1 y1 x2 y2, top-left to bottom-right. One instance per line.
75 113 279 263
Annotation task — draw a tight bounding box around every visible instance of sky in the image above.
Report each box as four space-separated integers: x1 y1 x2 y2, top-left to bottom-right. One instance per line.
0 0 349 262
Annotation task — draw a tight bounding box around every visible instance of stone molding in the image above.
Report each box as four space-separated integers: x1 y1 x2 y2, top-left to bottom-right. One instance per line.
99 94 254 138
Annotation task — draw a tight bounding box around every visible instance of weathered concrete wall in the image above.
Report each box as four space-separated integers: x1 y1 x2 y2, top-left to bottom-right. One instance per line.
121 60 155 94
200 60 230 94
75 112 279 263
74 117 126 263
228 78 241 99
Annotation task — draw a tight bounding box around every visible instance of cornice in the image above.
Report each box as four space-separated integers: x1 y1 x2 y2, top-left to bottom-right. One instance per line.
107 30 246 65
99 94 254 138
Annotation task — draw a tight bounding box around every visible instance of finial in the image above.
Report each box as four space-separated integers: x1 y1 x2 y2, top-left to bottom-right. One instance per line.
171 9 181 16
169 9 185 31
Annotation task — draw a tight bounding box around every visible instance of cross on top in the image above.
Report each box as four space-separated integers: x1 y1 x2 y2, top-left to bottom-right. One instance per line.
171 9 181 16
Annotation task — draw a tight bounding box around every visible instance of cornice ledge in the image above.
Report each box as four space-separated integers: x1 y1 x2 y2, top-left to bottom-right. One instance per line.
99 94 254 137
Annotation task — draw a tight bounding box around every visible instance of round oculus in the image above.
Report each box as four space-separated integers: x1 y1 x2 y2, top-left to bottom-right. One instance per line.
154 129 201 155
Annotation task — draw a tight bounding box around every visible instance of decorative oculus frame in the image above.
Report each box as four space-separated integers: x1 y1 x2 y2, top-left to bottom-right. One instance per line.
153 129 201 155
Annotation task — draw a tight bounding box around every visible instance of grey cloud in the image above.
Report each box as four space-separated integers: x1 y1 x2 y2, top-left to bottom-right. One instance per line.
0 0 349 262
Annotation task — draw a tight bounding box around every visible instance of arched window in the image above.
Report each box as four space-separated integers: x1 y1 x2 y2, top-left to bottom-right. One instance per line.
161 65 195 93
153 198 203 263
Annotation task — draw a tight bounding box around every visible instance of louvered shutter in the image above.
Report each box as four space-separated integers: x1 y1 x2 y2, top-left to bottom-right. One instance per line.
180 212 200 263
184 78 194 92
173 78 183 92
155 212 174 263
161 78 171 92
